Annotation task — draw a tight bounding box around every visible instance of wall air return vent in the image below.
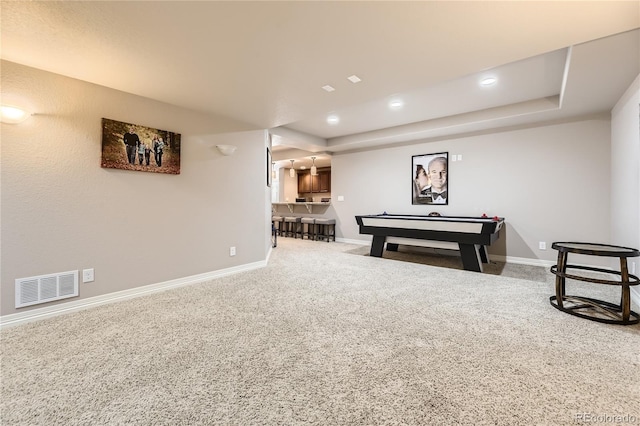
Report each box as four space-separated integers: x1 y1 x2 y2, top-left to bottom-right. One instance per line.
15 270 79 308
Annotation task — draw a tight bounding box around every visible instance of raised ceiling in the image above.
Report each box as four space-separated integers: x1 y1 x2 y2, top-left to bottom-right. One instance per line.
1 1 638 169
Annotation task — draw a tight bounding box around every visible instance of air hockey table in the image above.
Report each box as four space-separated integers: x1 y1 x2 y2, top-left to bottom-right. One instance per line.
355 214 505 272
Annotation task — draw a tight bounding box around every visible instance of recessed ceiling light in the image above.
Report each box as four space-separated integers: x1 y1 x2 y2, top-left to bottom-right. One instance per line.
347 75 361 83
327 115 340 125
480 77 497 86
322 85 335 92
0 105 31 124
389 99 404 109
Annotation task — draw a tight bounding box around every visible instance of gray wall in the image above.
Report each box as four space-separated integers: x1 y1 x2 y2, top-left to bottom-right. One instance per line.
1 61 271 316
331 117 613 264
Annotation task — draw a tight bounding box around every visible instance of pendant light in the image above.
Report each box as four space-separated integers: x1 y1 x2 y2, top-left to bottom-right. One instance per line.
310 156 317 176
289 160 296 178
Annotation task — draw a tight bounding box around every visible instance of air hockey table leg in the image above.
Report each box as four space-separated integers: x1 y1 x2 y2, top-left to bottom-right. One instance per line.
459 243 483 272
386 243 399 252
370 235 386 257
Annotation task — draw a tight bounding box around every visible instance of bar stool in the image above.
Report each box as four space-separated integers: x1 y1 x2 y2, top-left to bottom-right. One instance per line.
272 216 284 236
301 217 316 240
315 218 336 242
283 216 301 238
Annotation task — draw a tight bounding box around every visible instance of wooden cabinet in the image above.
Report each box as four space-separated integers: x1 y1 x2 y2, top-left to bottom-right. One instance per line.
298 172 312 193
317 170 330 193
297 168 331 194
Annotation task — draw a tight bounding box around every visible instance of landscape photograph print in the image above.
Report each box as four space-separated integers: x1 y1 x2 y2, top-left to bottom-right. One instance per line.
101 118 181 174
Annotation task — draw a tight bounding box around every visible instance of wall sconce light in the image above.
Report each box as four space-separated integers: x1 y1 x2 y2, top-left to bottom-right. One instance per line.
310 156 318 176
272 162 277 180
289 159 296 178
216 144 237 156
0 105 32 124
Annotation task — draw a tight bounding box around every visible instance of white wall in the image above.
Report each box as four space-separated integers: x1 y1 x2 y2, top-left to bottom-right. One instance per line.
331 117 612 264
611 74 640 251
611 73 640 309
1 61 270 316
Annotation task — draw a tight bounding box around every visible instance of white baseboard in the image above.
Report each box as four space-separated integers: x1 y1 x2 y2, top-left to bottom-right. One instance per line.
0 260 267 329
336 237 369 245
493 255 556 268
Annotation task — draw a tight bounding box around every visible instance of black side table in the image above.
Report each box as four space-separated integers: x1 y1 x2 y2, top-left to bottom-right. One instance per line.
550 242 640 325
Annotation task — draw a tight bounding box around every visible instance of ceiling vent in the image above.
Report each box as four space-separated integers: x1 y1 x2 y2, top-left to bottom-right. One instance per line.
15 270 79 308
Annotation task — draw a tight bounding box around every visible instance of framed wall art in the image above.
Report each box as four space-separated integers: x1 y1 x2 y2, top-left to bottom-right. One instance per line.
412 152 448 205
267 147 272 187
101 118 181 174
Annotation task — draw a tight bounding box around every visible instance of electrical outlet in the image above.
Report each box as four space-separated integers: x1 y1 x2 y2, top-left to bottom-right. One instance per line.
539 242 546 250
631 261 636 275
230 247 236 256
82 268 94 283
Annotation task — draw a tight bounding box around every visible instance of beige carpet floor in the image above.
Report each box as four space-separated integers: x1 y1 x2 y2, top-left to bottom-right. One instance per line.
1 238 639 425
